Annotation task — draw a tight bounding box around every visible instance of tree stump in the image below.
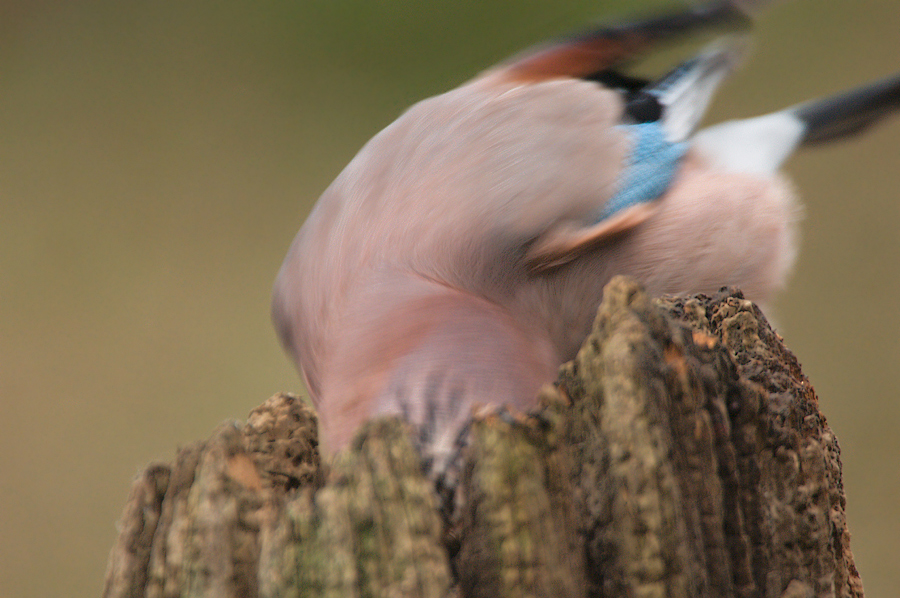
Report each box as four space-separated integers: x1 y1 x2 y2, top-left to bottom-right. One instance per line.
102 277 862 598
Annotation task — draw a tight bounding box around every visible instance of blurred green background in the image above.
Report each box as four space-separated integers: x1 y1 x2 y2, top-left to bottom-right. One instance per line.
1 1 897 596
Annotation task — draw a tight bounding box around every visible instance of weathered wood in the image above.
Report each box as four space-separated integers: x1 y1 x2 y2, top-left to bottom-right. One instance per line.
103 277 862 598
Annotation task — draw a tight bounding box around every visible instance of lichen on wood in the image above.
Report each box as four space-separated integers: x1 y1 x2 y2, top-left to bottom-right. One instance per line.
103 277 862 598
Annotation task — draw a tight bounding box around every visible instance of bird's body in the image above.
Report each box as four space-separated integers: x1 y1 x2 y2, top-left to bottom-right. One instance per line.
272 0 900 469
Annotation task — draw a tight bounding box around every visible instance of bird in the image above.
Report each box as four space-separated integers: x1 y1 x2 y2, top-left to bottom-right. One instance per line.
272 0 900 475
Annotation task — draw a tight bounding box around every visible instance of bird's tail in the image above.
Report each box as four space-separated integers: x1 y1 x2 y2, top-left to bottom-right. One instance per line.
691 71 900 174
793 71 900 145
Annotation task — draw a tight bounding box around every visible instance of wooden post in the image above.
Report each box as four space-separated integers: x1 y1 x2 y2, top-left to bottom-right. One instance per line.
103 277 863 598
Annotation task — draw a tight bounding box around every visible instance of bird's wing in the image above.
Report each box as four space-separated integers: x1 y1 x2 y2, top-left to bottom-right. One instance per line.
523 43 743 272
481 2 757 273
490 0 753 83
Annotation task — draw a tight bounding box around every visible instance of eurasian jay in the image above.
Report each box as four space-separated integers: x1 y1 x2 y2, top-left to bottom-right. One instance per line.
272 0 900 473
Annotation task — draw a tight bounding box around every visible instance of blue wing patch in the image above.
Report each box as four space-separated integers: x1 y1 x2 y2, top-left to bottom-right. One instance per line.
594 122 687 223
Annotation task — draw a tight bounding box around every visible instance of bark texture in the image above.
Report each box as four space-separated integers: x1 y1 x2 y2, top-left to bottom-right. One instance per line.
103 277 862 598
